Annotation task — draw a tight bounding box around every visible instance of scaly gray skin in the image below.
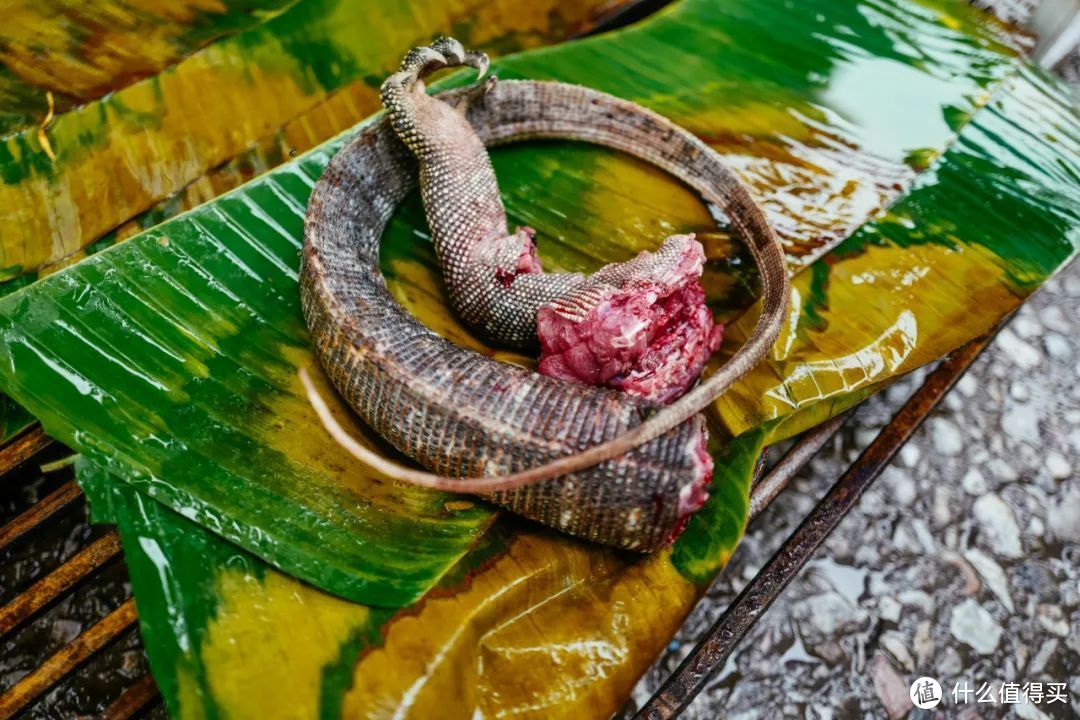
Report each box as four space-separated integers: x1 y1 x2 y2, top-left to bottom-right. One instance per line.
381 37 706 350
300 40 790 551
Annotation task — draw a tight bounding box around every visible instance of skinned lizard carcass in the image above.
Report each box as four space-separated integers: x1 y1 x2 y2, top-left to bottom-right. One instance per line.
300 38 789 551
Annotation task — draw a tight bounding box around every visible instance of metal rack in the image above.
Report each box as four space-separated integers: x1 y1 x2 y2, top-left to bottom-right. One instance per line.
0 324 999 718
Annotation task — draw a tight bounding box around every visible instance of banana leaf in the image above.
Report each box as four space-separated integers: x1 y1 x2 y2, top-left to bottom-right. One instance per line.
78 60 1080 718
0 0 1027 607
0 0 1033 605
0 0 627 283
0 0 302 134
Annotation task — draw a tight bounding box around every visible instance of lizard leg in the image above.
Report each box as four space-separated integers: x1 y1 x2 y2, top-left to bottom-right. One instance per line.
381 39 723 403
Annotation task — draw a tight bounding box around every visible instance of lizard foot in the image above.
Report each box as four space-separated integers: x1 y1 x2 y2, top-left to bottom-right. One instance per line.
385 37 489 94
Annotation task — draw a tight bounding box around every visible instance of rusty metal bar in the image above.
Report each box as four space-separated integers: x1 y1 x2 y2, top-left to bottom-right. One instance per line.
748 413 849 520
0 479 82 554
637 334 994 719
103 674 160 720
0 597 139 720
0 531 122 637
0 425 52 478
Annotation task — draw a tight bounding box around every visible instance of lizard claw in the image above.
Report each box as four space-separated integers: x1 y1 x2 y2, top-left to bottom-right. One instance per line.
430 36 466 64
431 37 490 80
392 37 489 91
397 46 448 87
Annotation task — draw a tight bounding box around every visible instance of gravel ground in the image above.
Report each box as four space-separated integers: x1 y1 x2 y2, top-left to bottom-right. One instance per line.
626 259 1079 718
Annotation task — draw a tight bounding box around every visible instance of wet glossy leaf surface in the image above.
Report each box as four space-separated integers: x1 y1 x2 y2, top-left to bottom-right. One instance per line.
0 0 1054 604
0 0 625 282
19 0 1076 717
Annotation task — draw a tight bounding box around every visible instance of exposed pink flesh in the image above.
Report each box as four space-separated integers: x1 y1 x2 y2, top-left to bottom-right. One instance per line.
534 240 722 541
495 227 543 288
535 246 723 405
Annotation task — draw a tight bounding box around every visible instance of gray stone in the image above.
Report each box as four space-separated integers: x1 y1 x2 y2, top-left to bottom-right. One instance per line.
929 418 963 456
1012 315 1041 338
996 329 1041 369
49 619 83 645
1040 305 1070 333
1011 561 1060 604
882 467 916 507
898 443 921 469
932 485 954 528
912 620 934 666
897 590 934 616
964 549 1014 612
880 632 915 672
961 468 988 495
1047 482 1080 544
986 458 1020 483
869 653 912 720
949 598 1002 655
893 519 936 555
972 494 1023 558
793 591 870 640
938 646 962 676
1044 332 1072 361
1046 452 1072 480
878 596 902 624
956 374 977 397
1035 604 1070 637
1062 580 1080 609
1001 400 1041 445
1010 381 1031 401
1029 638 1059 675
1014 703 1051 720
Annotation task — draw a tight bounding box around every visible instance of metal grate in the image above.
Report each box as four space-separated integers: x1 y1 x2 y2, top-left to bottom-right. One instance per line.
0 439 160 719
0 326 997 718
0 2 1044 714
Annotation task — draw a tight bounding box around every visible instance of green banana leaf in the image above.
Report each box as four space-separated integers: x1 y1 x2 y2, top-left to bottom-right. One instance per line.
0 0 301 134
0 393 35 444
0 0 1027 606
80 57 1078 718
0 0 618 454
0 0 629 284
0 0 1033 605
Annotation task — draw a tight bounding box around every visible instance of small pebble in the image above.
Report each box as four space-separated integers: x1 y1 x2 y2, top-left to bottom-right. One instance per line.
1035 604 1070 637
1044 332 1072 361
995 329 1041 369
878 596 902 624
1045 451 1071 480
1011 315 1041 339
1039 305 1069 333
1009 382 1030 401
930 417 963 456
898 443 921 468
962 468 988 495
1001 400 1041 445
964 549 1014 612
880 632 915 672
869 653 912 720
949 598 1002 655
973 493 1023 558
986 458 1019 483
1046 481 1080 544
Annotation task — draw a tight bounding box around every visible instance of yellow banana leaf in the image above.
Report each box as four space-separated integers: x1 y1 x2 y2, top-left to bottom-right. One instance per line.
0 0 1031 606
0 0 628 282
79 57 1080 718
